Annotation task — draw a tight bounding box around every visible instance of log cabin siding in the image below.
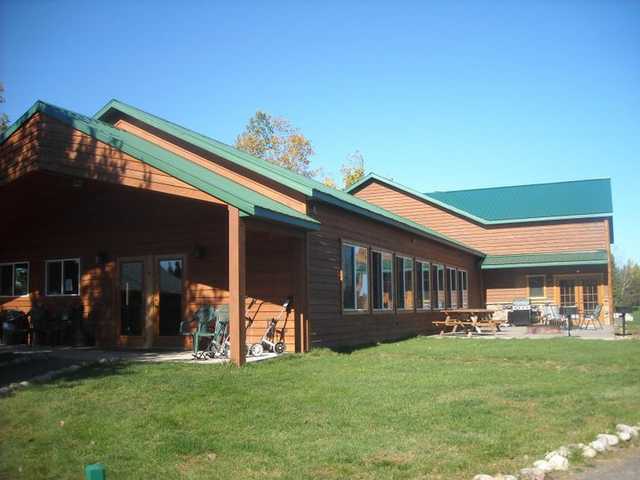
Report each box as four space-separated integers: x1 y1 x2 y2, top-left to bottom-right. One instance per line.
354 181 609 255
307 202 482 347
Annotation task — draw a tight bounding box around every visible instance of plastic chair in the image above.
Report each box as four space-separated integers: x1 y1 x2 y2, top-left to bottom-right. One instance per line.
582 304 603 330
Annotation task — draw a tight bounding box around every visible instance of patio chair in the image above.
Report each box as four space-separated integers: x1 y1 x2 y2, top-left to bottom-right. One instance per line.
544 305 566 329
1 310 30 345
29 305 51 346
180 304 216 358
582 304 603 330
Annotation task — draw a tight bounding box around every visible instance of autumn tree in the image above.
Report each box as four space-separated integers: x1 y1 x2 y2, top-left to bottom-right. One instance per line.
0 83 9 133
235 111 317 178
341 150 365 189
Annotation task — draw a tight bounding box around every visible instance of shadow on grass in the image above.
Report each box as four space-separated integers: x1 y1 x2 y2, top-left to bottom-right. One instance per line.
328 334 418 354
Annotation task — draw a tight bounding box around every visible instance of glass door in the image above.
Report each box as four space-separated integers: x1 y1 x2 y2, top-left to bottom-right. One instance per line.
559 279 576 309
119 261 145 336
158 258 184 336
582 279 598 316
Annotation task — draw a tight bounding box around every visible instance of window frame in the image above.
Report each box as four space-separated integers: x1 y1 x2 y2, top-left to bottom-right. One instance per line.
459 269 469 308
395 254 415 312
415 259 431 311
433 263 445 310
371 248 394 312
45 258 81 297
340 241 370 314
447 267 458 308
0 261 30 298
527 274 546 299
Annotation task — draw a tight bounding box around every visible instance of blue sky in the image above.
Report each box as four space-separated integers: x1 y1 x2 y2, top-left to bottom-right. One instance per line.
1 1 638 261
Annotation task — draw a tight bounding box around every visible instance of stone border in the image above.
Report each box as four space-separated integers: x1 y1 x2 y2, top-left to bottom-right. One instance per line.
0 357 121 397
473 423 640 479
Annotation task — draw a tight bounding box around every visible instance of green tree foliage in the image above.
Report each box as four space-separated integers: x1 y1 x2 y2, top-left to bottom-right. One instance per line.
613 256 640 307
341 150 365 189
235 111 317 178
0 83 9 133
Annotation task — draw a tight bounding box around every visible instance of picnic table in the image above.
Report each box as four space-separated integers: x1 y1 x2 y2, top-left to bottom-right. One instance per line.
433 308 499 335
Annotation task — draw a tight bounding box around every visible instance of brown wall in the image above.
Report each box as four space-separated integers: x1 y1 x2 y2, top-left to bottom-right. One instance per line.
307 202 483 347
354 181 610 255
0 172 299 351
108 113 309 214
483 265 610 323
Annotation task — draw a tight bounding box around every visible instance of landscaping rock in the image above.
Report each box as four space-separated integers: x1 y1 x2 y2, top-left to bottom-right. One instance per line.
18 381 30 388
597 433 619 447
495 475 517 480
520 467 545 480
618 430 632 442
473 475 494 480
0 386 11 396
616 424 639 438
589 439 607 452
582 446 597 458
547 453 569 471
533 460 553 472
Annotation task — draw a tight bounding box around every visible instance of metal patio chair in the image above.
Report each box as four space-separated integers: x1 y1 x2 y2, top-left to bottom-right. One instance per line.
180 304 216 358
582 304 603 330
543 304 567 328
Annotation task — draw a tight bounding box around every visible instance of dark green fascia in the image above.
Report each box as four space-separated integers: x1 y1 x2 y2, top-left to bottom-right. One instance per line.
481 259 609 270
94 99 315 196
2 101 320 231
95 99 483 256
312 190 485 257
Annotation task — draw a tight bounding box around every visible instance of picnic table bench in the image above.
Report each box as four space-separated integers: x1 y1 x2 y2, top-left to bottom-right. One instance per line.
433 308 500 335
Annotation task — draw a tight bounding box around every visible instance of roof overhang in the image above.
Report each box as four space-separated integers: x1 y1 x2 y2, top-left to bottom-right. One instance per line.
2 101 320 231
481 250 609 270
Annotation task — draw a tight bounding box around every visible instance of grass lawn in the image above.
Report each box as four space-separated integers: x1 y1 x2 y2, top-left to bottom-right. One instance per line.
1 337 640 480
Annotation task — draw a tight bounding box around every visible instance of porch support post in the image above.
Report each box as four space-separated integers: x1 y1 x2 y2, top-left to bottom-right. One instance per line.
228 206 246 366
294 233 309 353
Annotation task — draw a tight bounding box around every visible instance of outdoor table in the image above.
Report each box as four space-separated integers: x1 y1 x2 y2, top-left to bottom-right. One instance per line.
433 309 498 335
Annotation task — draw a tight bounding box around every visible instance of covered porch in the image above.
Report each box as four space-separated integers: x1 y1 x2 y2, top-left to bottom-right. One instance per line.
0 102 317 366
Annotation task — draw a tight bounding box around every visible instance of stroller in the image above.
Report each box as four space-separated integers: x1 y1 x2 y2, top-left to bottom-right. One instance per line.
249 297 292 356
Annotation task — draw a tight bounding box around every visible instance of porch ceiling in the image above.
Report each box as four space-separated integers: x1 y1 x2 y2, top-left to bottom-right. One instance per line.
1 101 319 232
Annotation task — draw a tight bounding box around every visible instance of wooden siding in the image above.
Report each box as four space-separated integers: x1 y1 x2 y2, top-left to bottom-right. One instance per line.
354 181 610 255
111 115 309 214
307 202 482 347
483 265 611 323
0 172 300 351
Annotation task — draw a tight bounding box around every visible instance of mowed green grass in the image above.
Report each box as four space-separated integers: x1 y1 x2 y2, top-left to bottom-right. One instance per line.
1 338 639 480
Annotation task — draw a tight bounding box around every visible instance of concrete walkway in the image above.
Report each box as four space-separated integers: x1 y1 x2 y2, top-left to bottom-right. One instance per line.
557 445 640 479
436 325 628 340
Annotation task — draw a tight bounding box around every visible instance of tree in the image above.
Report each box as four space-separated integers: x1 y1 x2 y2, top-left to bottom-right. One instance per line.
0 83 9 133
340 150 365 189
613 256 640 307
235 111 317 178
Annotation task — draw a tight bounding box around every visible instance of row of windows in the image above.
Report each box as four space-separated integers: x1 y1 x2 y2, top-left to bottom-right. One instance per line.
0 259 80 298
341 242 469 313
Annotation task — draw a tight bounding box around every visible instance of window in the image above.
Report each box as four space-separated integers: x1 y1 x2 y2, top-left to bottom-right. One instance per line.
433 264 445 309
528 275 545 298
46 258 80 296
0 262 29 297
447 267 458 308
396 255 414 310
416 260 431 309
459 270 469 308
341 243 369 311
372 250 393 310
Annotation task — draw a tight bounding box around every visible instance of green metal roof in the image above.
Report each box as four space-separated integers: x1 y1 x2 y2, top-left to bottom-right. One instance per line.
481 250 609 270
94 99 484 256
427 179 613 222
347 173 614 226
0 101 320 231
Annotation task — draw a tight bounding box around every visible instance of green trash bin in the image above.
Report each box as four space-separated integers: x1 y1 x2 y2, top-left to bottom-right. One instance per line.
85 463 106 480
